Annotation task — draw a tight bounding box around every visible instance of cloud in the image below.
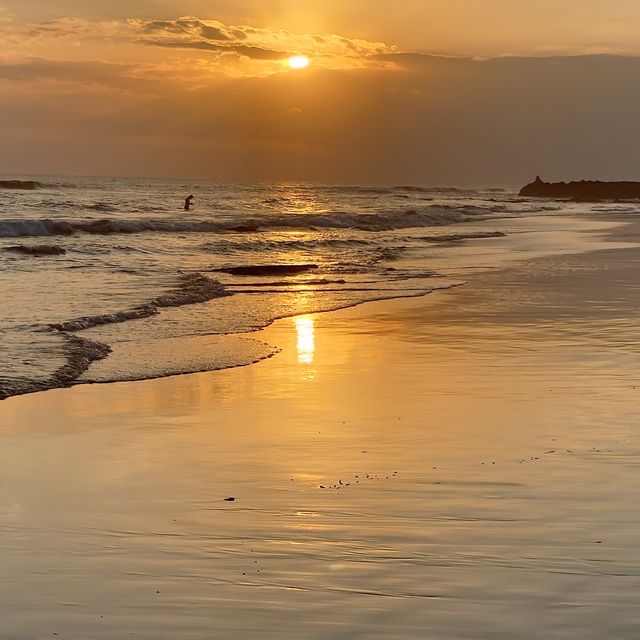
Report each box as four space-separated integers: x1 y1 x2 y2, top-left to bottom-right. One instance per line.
141 20 188 35
130 16 396 69
0 56 192 96
141 17 238 41
144 39 287 60
0 58 137 87
0 14 397 75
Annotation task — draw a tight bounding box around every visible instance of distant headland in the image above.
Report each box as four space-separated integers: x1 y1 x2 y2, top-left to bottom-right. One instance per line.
520 176 640 200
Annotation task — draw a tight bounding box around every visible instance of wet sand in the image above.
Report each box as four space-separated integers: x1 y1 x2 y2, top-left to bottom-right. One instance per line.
2 216 640 638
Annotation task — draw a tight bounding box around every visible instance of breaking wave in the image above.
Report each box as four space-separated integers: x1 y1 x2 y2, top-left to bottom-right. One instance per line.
0 205 503 238
0 334 111 400
327 185 469 196
0 273 232 400
0 219 75 237
51 273 229 332
200 231 506 255
0 180 43 190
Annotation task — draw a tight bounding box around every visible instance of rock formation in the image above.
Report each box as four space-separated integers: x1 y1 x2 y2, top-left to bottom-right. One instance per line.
520 176 640 200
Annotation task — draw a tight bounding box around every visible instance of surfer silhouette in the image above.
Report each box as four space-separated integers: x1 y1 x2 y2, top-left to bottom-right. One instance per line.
184 194 194 211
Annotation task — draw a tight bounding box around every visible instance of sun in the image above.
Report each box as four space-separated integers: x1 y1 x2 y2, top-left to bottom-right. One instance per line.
288 55 310 70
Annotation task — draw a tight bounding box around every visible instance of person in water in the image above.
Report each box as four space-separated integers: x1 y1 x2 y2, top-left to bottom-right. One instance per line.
184 194 194 211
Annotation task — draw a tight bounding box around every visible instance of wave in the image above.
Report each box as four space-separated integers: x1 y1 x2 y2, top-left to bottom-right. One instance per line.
0 273 230 400
0 219 75 237
79 335 280 385
0 334 111 400
0 180 42 190
50 273 229 332
0 179 76 190
325 186 397 195
416 231 507 243
5 244 67 256
326 185 468 196
394 185 467 194
200 232 503 258
280 205 504 230
85 203 119 212
369 246 407 263
201 237 371 253
0 205 502 239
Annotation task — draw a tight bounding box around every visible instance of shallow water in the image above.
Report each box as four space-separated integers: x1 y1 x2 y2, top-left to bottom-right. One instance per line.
1 176 634 398
2 237 640 638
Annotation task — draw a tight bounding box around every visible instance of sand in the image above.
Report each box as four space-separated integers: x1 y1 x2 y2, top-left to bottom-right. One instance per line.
2 215 640 639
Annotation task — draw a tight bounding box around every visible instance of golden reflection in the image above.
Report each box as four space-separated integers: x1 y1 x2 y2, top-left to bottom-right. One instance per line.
264 185 328 213
295 316 316 365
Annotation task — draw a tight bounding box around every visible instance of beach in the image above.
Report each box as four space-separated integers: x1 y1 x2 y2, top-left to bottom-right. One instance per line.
2 214 640 639
3 178 634 400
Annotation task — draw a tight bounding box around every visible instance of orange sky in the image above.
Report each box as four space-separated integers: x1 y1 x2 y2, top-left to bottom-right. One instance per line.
6 1 640 56
2 2 640 183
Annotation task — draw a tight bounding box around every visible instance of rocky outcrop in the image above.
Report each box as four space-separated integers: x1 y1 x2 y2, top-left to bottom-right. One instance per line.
520 176 640 200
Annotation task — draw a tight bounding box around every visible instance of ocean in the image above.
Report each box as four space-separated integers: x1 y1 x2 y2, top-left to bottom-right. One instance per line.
0 176 629 399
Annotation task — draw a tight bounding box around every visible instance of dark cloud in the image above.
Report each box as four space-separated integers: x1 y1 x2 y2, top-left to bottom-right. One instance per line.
139 17 237 41
144 38 286 60
231 29 248 41
200 25 232 41
233 44 286 60
143 39 225 52
142 20 188 34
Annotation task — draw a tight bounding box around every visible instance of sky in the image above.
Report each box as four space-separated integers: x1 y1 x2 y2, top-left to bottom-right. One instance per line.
2 1 640 184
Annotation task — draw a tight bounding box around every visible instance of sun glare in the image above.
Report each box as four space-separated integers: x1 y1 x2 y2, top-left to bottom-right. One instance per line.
288 55 310 70
295 316 316 365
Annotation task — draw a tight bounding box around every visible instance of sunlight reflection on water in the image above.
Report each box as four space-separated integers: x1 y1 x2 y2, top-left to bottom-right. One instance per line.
295 316 316 365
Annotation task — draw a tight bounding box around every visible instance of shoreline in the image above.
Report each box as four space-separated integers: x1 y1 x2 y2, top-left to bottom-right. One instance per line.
2 213 640 638
1 211 635 402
